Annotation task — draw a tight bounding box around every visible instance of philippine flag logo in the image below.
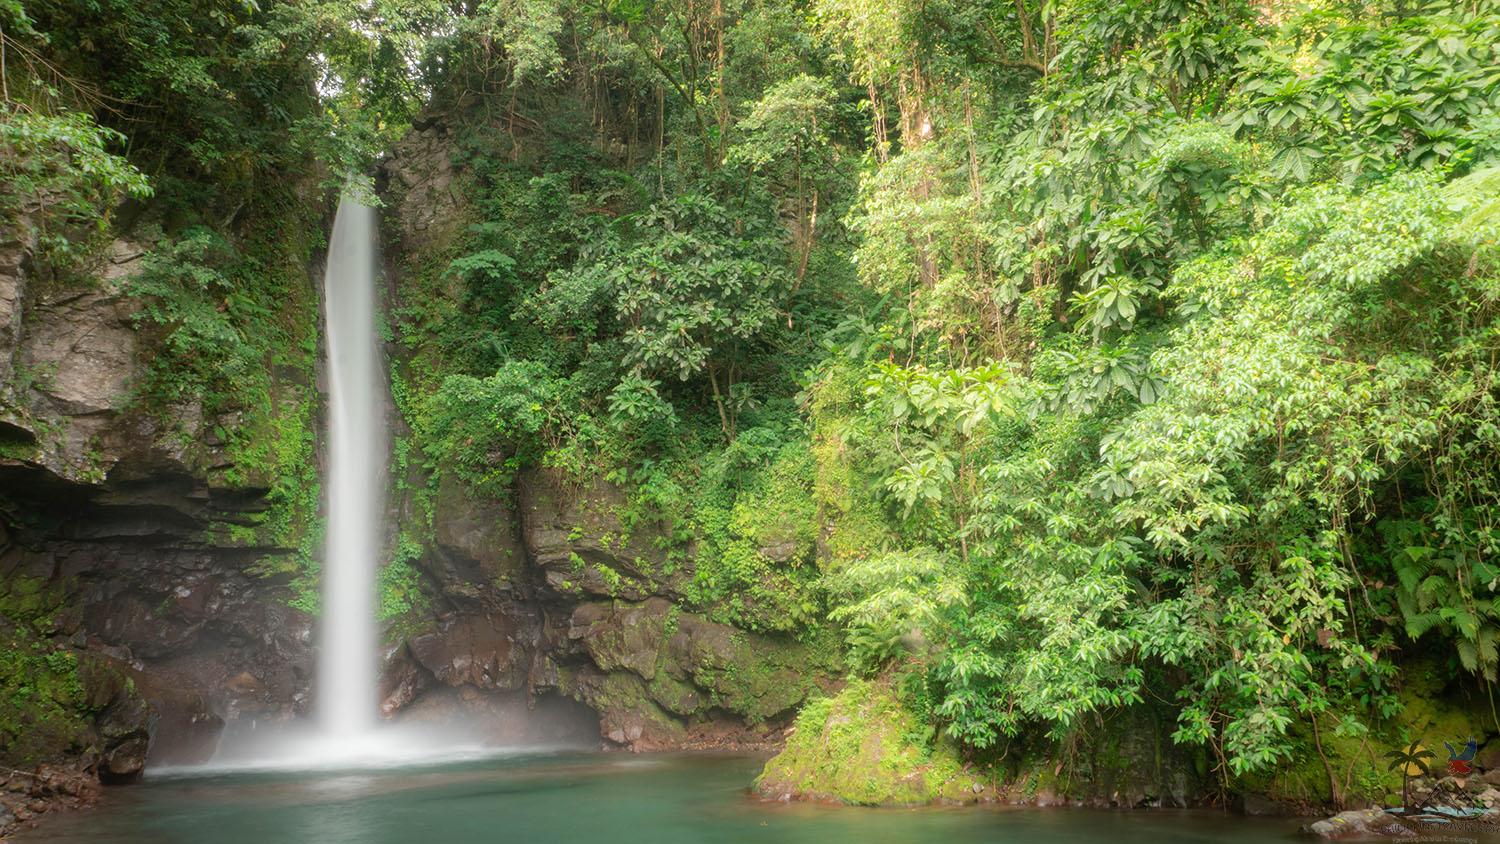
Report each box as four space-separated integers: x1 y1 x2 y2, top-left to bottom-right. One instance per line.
1445 738 1478 777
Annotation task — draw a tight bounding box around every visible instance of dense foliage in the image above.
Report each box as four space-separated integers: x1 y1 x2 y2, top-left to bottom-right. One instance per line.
380 0 1500 794
9 0 1500 804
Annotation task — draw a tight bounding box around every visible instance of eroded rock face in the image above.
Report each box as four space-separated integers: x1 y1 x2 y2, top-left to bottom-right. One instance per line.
0 234 316 803
369 459 835 752
409 611 528 691
0 217 37 386
566 598 821 726
0 459 316 767
380 114 462 250
545 595 828 750
21 280 139 417
426 473 527 599
378 644 432 718
518 467 690 601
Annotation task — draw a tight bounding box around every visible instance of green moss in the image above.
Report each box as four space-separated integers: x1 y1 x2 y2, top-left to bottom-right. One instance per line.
646 672 702 716
0 425 39 461
756 678 985 806
0 576 94 768
680 440 828 634
689 628 836 723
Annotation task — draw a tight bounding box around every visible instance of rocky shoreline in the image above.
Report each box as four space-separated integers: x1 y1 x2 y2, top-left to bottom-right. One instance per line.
1304 770 1500 840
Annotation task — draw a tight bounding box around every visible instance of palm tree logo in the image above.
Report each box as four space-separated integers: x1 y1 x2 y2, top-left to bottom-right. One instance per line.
1385 740 1435 813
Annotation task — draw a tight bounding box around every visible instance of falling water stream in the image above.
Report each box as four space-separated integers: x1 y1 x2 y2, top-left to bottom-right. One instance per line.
193 190 549 770
319 191 382 738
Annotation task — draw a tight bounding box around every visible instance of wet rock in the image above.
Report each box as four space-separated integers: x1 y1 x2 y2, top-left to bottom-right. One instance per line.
645 673 702 717
101 738 149 781
569 599 669 679
378 644 433 717
139 691 224 768
563 670 686 751
1303 808 1417 839
394 687 598 746
409 612 526 691
226 671 262 696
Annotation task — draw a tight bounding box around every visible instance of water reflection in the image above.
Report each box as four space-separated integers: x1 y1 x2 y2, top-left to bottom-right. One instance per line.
299 776 376 844
17 753 1472 844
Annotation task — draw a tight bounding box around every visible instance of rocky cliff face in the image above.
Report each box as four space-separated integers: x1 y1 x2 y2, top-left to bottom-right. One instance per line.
373 115 837 751
374 459 832 751
0 214 323 833
0 112 836 835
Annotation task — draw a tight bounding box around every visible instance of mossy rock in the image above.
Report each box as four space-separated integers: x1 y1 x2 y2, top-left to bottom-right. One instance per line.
572 599 836 724
0 577 93 768
1397 659 1493 748
754 678 986 806
563 668 686 748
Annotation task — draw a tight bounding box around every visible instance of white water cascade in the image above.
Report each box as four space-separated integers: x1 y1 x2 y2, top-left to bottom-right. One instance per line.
318 192 383 738
187 190 564 774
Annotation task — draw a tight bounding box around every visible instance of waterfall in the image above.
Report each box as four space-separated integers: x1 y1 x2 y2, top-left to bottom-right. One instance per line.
192 190 522 772
318 192 383 738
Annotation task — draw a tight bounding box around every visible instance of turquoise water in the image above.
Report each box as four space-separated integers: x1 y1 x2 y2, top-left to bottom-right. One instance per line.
18 753 1337 843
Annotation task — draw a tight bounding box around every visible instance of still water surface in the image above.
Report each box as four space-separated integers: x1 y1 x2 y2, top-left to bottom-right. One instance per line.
15 752 1383 844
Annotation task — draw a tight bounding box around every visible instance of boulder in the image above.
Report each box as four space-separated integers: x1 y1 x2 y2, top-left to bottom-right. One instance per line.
378 644 433 717
408 612 526 691
1477 738 1500 772
562 669 685 751
569 599 670 679
1303 809 1417 840
663 612 817 722
564 598 825 725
